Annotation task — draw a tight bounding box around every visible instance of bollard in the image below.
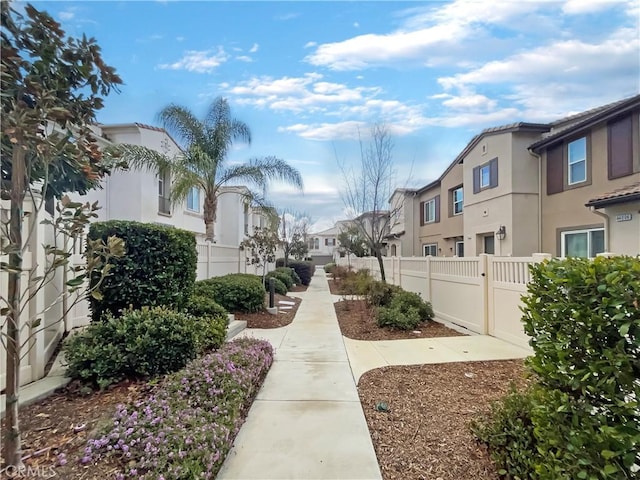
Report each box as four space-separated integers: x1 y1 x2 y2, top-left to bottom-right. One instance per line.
268 277 275 308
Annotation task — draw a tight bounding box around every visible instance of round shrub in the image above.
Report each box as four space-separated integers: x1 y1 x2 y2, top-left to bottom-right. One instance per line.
267 277 287 296
366 280 402 307
63 307 200 389
197 274 265 313
266 270 293 290
324 262 336 274
389 290 433 320
276 266 301 285
185 295 229 352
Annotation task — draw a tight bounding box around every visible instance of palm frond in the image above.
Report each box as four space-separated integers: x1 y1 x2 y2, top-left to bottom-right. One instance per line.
157 104 205 147
104 144 174 175
247 156 304 190
169 170 202 205
216 164 267 189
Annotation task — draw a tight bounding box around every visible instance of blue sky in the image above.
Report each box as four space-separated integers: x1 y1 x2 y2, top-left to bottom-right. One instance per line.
29 0 640 231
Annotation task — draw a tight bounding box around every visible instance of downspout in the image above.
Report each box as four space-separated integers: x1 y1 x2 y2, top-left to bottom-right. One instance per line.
528 148 543 253
590 206 610 252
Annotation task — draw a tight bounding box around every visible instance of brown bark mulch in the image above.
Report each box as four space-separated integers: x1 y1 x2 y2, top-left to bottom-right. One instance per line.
359 360 530 480
234 292 302 329
334 299 465 341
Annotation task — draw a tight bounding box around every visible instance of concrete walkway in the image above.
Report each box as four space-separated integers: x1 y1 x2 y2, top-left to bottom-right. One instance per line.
217 268 382 480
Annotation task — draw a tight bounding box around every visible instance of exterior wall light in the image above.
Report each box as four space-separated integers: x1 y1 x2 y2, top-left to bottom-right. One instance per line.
496 225 506 240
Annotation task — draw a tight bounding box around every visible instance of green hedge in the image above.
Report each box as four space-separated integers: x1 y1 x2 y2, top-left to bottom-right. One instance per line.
276 259 315 285
64 307 203 389
520 256 640 479
275 266 301 285
376 290 433 330
195 274 265 313
266 270 293 290
184 295 229 352
87 221 196 321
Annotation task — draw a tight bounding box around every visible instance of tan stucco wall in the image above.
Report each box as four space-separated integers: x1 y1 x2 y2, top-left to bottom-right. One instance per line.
463 131 541 256
540 112 640 255
603 203 640 256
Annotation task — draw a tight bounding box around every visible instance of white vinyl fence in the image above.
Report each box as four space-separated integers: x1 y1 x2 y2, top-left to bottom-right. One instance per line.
1 198 268 389
337 253 552 349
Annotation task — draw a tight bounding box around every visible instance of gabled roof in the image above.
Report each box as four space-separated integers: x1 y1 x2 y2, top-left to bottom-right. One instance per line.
312 225 339 236
585 182 640 208
530 94 640 152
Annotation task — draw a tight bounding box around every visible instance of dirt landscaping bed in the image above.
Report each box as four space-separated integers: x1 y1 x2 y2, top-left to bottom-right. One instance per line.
234 292 302 328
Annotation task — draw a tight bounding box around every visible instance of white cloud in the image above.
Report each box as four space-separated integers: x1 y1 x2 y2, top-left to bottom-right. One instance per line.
304 41 317 49
353 22 360 28
279 121 367 141
424 108 521 128
440 93 497 110
562 0 627 14
275 12 300 21
176 36 185 42
249 43 259 53
59 10 75 21
236 55 253 63
159 48 228 73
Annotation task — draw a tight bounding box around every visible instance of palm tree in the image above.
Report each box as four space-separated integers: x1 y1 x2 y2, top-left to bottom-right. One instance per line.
111 97 303 241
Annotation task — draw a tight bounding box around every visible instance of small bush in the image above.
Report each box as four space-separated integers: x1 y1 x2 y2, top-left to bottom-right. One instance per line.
324 262 336 274
471 385 540 479
389 290 433 320
266 277 287 296
366 280 402 307
83 338 274 479
332 265 351 282
185 295 229 352
195 274 265 313
340 268 374 296
285 260 315 285
376 305 421 330
88 221 196 321
266 270 293 290
64 307 201 389
277 266 301 285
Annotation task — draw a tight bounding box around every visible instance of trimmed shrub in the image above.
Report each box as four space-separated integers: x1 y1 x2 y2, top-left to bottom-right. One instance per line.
340 268 374 296
195 274 265 313
285 260 315 285
88 221 196 321
324 262 336 274
278 266 301 285
519 256 640 479
83 338 274 479
266 270 293 290
268 277 287 296
64 307 201 389
471 385 540 479
185 295 229 352
366 280 402 307
376 290 433 330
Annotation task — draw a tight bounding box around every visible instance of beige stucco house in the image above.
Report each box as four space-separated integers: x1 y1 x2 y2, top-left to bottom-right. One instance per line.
530 95 640 257
386 188 418 256
394 94 640 258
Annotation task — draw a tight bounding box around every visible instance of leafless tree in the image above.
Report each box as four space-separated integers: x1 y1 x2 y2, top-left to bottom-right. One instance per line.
339 123 400 282
279 210 311 264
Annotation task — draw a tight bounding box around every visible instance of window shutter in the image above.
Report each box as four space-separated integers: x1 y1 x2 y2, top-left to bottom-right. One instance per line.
420 202 425 226
434 195 440 223
608 115 633 179
324 238 328 246
546 144 563 195
489 158 498 188
473 166 480 193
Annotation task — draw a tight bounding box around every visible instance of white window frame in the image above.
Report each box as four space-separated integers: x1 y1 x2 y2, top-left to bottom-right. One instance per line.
186 187 200 212
455 241 464 257
480 165 491 189
424 198 436 224
423 243 437 257
568 137 587 185
561 228 604 258
453 187 463 215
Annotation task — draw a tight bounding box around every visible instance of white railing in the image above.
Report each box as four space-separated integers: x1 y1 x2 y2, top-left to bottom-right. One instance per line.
336 254 552 349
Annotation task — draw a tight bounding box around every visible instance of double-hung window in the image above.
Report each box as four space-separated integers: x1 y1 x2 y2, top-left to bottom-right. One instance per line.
424 198 436 223
452 187 463 215
186 187 200 212
568 137 587 185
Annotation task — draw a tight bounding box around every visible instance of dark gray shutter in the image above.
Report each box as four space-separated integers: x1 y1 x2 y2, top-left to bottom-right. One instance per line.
608 115 633 179
547 144 563 195
434 195 440 223
473 166 480 193
489 158 498 188
420 202 425 226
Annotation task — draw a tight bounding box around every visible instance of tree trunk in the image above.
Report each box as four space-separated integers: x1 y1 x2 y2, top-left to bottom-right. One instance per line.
3 143 26 470
203 193 217 242
375 249 386 283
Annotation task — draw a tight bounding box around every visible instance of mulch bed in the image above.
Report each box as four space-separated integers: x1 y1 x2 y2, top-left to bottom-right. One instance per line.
358 360 530 480
334 299 465 341
234 292 302 329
